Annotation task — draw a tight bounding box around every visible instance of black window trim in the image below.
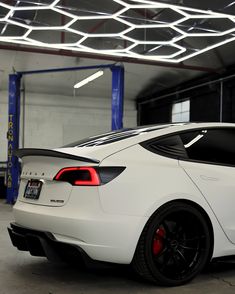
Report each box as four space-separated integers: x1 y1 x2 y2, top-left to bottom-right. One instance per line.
140 126 235 169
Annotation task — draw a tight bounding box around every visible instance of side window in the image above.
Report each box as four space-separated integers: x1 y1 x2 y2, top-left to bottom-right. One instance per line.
180 128 235 166
142 135 188 159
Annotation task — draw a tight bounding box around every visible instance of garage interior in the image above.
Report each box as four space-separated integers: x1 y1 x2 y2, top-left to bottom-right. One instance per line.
1 0 235 293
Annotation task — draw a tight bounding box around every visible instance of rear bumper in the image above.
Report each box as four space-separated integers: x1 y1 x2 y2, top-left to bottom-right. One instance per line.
12 201 148 264
8 222 92 264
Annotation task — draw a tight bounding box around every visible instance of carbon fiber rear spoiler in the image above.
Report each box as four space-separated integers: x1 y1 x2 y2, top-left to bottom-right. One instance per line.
14 148 100 164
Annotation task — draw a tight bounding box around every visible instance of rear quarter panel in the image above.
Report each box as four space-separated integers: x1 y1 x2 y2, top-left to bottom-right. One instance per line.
99 144 207 217
99 144 235 258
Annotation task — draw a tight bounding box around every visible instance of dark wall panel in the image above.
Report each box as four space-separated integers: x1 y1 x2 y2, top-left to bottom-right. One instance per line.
139 102 171 125
138 75 235 125
190 91 220 122
223 81 235 122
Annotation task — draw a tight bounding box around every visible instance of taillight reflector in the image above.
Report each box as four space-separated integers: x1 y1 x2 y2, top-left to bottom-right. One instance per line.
54 167 100 186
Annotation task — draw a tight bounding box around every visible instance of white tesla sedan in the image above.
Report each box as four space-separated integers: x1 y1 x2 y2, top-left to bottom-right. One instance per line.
8 122 235 286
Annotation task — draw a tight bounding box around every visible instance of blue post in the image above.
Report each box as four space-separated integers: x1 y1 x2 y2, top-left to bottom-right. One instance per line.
7 74 21 204
111 66 124 131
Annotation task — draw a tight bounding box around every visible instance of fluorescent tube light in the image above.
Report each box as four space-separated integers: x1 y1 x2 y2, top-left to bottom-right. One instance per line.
74 70 104 89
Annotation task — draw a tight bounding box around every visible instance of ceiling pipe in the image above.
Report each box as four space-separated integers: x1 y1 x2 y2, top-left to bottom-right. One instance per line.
0 44 217 72
139 72 235 105
88 7 122 33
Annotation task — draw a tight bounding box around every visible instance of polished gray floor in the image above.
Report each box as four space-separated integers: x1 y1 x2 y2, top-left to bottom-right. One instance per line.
1 199 235 294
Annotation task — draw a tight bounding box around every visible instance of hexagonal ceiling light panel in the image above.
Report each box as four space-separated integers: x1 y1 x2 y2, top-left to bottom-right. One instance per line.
0 0 235 63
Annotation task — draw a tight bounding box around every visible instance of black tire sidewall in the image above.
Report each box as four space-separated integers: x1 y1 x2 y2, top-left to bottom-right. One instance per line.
144 202 211 286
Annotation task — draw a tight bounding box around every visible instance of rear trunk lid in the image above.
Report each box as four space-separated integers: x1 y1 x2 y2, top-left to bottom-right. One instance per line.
16 148 100 207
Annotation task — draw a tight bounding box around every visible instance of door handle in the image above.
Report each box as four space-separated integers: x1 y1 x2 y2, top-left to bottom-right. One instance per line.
200 175 219 181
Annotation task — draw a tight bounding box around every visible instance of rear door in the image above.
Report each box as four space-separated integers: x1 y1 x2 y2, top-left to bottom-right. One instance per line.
179 128 235 243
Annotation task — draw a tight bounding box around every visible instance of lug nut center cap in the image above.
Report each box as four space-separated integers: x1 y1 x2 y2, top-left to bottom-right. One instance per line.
170 240 178 248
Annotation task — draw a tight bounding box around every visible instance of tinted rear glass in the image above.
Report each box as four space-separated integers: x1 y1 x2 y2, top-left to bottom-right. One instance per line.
146 135 188 159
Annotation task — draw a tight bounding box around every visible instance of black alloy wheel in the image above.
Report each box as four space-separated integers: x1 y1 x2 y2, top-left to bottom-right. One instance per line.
132 202 212 286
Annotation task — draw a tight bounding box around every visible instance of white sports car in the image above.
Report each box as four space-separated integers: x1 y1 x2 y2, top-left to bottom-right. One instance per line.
8 122 235 286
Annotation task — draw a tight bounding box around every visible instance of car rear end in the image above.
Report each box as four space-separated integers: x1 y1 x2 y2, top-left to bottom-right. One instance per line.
8 146 147 265
9 126 183 264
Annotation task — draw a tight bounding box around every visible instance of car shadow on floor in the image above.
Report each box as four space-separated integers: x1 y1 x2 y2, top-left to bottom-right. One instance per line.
10 256 235 292
202 260 235 284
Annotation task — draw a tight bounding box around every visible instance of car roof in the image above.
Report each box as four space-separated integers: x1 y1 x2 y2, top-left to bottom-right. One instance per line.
57 122 235 162
64 122 235 148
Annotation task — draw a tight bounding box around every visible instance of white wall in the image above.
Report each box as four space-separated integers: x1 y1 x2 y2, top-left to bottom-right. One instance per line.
0 92 8 162
0 90 137 162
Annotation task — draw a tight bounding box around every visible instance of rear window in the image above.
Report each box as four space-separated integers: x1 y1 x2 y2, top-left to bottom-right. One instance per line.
145 135 187 159
63 125 172 147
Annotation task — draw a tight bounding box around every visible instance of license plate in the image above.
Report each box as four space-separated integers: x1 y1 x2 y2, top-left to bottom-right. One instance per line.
24 180 43 200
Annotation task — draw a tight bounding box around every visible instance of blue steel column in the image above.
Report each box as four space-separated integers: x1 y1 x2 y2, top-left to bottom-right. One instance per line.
111 66 124 131
7 74 22 204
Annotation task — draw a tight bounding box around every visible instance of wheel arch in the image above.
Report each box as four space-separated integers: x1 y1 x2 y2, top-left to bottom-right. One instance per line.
139 199 214 264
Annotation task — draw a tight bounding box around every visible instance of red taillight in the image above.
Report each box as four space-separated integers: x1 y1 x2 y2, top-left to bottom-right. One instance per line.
55 167 79 180
54 166 126 186
54 167 100 186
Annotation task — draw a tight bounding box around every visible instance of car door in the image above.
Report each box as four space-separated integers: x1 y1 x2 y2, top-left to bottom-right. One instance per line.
179 127 235 244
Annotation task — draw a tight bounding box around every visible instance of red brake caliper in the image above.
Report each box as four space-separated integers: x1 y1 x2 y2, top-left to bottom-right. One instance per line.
153 227 165 255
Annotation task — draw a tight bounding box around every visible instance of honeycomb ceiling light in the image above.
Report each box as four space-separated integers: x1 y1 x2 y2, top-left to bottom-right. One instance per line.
0 0 235 63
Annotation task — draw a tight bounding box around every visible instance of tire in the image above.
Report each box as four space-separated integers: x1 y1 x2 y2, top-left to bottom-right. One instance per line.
132 201 212 286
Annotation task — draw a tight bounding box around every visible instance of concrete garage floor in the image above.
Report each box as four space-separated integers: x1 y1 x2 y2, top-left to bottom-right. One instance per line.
1 200 235 294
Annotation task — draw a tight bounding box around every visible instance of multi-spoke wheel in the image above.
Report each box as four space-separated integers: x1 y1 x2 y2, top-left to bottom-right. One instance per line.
132 202 212 286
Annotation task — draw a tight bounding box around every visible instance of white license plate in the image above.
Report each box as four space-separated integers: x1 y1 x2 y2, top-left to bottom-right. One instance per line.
24 180 43 200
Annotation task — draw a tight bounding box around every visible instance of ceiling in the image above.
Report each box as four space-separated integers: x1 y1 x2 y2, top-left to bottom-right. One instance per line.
0 1 235 100
1 0 235 63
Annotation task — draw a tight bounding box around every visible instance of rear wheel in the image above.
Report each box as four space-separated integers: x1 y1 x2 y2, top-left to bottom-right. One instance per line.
132 202 212 286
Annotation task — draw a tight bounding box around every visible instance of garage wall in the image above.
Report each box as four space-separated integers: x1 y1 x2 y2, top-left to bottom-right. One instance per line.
0 91 137 161
138 73 235 125
0 95 8 162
